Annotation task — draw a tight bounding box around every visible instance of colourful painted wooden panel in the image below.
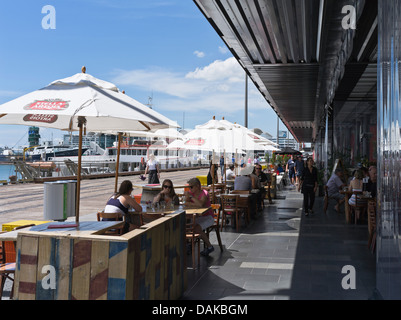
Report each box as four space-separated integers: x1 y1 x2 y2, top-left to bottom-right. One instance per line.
14 211 186 300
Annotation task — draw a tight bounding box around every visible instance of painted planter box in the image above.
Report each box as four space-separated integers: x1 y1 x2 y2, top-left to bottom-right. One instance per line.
14 211 186 300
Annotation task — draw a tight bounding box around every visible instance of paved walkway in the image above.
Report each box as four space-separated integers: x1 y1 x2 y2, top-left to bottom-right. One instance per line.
1 176 376 300
183 184 376 300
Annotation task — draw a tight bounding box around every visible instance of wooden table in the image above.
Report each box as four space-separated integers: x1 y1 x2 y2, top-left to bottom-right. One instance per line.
339 190 353 223
129 205 212 226
0 221 124 241
133 183 188 204
130 205 211 216
340 190 372 224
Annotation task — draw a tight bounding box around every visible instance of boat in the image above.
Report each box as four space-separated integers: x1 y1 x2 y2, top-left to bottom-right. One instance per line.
26 141 88 161
0 148 22 163
48 139 208 175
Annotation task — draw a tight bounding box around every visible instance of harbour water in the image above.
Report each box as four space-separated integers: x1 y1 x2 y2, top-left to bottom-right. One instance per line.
0 164 16 182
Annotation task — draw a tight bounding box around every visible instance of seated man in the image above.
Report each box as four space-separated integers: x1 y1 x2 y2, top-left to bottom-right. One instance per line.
234 166 253 191
366 166 377 198
234 166 257 219
326 168 346 212
225 164 236 181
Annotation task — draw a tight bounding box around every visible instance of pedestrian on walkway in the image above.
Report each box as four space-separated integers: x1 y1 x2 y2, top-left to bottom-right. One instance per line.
300 157 318 216
144 154 160 184
219 155 225 177
294 155 305 191
286 155 296 186
207 156 218 185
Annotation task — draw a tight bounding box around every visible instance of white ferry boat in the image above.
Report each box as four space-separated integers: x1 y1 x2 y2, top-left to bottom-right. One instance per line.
26 141 88 161
48 139 209 175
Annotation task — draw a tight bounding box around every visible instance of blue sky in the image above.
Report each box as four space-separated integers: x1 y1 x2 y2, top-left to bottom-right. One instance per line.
0 0 289 148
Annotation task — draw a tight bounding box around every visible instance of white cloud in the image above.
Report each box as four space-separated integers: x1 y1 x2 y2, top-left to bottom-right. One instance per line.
193 50 205 58
111 57 267 120
185 57 243 83
219 46 229 54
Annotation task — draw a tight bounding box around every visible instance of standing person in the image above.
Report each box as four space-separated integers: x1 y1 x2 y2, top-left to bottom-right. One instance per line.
219 155 225 177
286 155 296 186
207 156 218 185
152 179 180 206
184 178 215 256
104 180 142 233
295 155 305 191
144 154 160 184
300 157 318 216
240 155 245 167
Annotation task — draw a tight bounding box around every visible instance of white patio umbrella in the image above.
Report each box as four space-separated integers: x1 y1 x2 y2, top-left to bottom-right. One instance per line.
167 117 237 154
153 128 184 141
220 118 279 147
0 67 179 223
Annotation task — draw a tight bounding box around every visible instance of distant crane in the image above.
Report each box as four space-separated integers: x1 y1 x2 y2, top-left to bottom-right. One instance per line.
146 92 153 109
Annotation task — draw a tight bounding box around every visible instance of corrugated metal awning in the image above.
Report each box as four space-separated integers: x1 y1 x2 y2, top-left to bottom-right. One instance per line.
194 0 378 143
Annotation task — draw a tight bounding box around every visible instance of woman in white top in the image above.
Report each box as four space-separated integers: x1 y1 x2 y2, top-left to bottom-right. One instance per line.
144 154 160 184
348 169 367 207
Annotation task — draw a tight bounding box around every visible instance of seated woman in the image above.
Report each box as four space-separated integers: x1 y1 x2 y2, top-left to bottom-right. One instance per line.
184 177 215 256
152 179 180 206
348 169 368 220
104 180 142 233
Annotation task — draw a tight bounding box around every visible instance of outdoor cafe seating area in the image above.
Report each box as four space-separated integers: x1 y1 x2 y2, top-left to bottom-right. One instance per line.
323 161 377 254
0 169 277 300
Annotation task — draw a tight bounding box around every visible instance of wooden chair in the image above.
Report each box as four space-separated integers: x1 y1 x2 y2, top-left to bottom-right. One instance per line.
349 191 367 224
141 212 163 224
0 225 33 299
0 245 15 299
230 190 250 194
231 190 251 224
323 186 340 213
186 213 201 269
205 204 223 252
220 194 240 232
367 200 377 253
0 235 3 264
97 211 124 235
208 184 226 204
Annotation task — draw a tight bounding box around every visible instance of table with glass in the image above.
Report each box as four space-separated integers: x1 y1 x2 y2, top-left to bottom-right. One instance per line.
132 183 188 204
340 189 373 224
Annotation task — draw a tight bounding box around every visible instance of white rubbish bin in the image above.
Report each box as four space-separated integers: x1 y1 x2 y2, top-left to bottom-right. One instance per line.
44 180 76 221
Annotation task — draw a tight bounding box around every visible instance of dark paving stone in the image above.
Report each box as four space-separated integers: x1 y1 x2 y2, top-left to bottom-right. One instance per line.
183 187 376 301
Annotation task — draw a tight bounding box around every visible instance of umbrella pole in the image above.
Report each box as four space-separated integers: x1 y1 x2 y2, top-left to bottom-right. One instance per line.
224 149 226 183
114 132 122 193
75 117 85 224
212 150 215 204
